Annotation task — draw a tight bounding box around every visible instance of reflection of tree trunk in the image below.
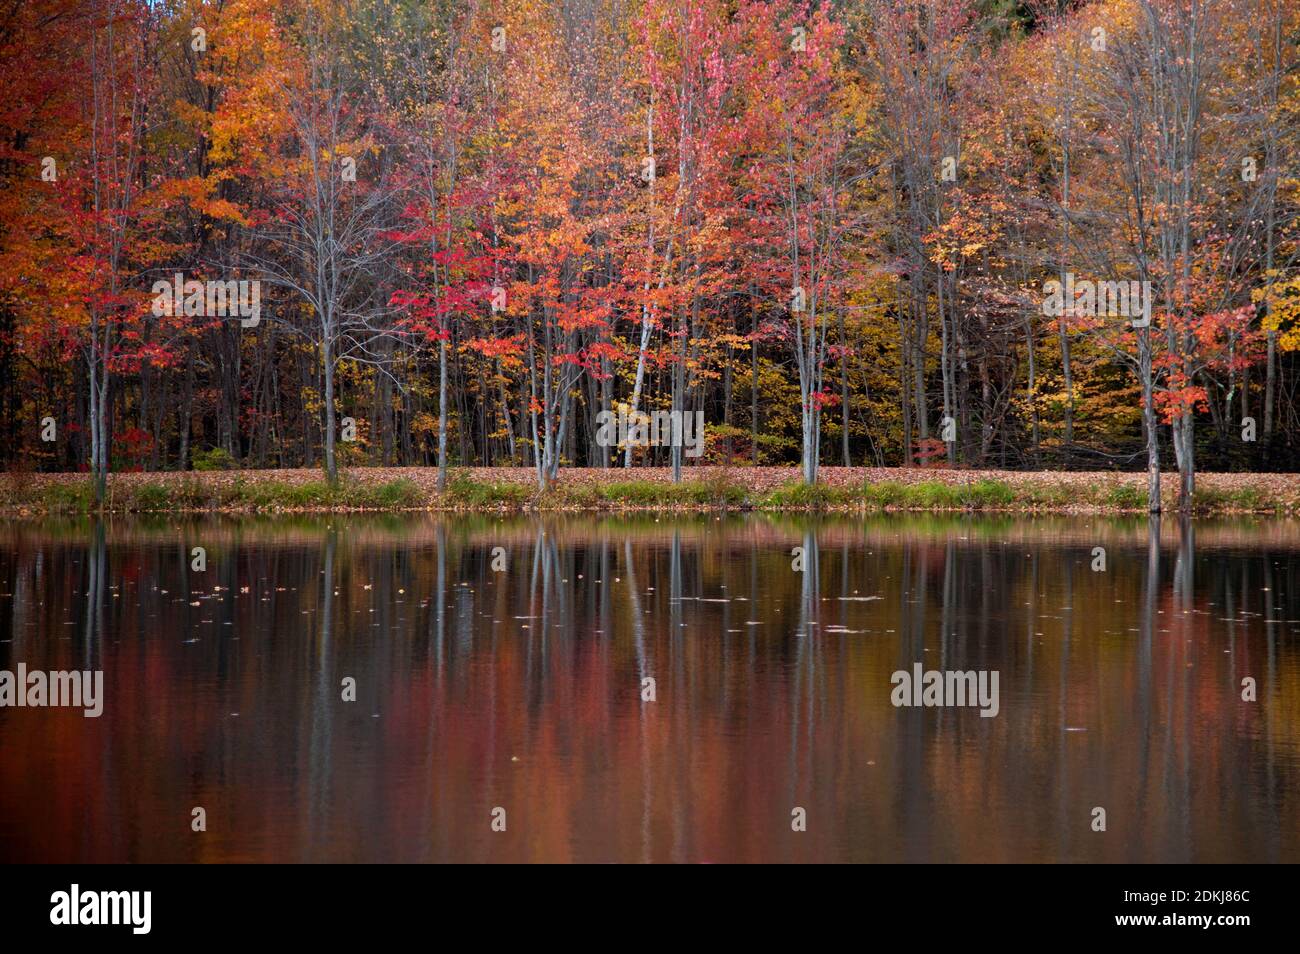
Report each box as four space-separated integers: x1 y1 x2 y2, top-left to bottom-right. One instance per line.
308 527 337 859
623 537 653 863
321 528 335 662
790 526 819 816
553 530 568 644
1055 540 1070 845
1133 515 1160 829
624 539 647 687
1050 540 1071 863
898 533 925 862
1173 516 1194 611
940 538 955 736
1175 530 1192 850
669 530 682 675
434 524 446 670
799 528 819 634
83 520 107 665
1262 538 1278 852
528 523 547 652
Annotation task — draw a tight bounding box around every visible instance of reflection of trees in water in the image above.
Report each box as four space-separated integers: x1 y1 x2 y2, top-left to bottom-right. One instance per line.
2 513 1298 862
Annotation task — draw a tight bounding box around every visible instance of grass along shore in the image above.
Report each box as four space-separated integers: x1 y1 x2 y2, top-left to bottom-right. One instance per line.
2 466 1298 516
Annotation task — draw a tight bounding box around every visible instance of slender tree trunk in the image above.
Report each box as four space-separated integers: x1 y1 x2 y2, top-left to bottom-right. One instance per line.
840 310 850 466
1265 332 1276 439
1025 314 1040 465
750 319 759 465
671 300 685 483
899 290 912 466
1140 329 1161 513
179 349 194 470
937 271 954 466
437 337 448 491
323 338 337 484
723 340 733 465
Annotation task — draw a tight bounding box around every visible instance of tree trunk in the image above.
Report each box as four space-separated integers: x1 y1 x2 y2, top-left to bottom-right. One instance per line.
1140 330 1161 513
323 339 337 484
437 336 448 492
840 310 850 466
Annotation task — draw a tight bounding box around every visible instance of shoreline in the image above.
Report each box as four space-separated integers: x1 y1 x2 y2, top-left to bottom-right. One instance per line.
2 466 1299 516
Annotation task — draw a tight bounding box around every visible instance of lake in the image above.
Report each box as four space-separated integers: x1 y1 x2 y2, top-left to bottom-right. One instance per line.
1 513 1297 863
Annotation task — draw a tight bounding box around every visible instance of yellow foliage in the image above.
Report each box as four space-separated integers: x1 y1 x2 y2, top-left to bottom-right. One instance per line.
1254 272 1300 351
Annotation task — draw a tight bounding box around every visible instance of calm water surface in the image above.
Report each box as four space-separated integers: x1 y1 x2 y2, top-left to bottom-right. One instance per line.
1 513 1297 863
